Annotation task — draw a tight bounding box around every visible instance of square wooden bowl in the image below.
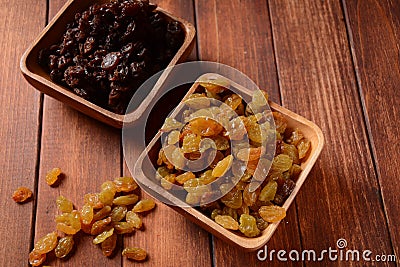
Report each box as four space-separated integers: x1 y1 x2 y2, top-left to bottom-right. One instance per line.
134 74 324 251
20 0 196 128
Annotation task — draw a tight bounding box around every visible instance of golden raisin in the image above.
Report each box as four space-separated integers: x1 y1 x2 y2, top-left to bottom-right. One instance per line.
93 227 114 244
212 155 233 177
259 205 286 223
45 167 62 186
34 232 58 254
113 194 139 206
126 211 142 229
122 247 147 261
56 195 73 213
113 222 135 234
101 233 117 257
132 199 156 213
113 177 138 192
29 249 46 266
55 235 74 258
91 217 112 236
188 117 223 137
93 205 112 221
175 172 196 185
110 206 127 222
80 203 94 225
214 215 239 230
239 214 260 237
12 187 32 203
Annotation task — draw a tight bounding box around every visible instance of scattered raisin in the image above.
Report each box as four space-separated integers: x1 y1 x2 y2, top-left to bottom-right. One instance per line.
12 187 32 203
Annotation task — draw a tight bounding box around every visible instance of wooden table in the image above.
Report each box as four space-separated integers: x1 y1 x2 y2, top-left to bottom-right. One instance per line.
1 0 399 266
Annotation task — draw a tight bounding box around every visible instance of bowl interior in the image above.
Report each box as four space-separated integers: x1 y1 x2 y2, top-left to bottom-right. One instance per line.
134 73 324 251
21 0 195 128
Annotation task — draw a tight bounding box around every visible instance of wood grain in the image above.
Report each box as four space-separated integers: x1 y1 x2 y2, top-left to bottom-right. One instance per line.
342 0 400 261
0 1 45 266
195 1 303 266
121 1 212 267
32 0 122 266
269 0 395 265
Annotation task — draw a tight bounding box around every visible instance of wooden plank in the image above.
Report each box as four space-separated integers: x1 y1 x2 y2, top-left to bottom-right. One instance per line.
269 0 395 265
121 1 213 267
342 0 400 261
32 0 122 266
195 1 303 266
0 0 45 266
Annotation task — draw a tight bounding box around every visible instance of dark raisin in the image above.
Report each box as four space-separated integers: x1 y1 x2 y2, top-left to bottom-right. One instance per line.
101 52 120 70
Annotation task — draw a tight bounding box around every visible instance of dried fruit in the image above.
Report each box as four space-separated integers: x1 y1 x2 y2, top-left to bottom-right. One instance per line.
243 184 260 206
132 199 156 213
161 117 184 132
55 211 81 235
211 209 222 220
101 181 117 193
80 203 94 225
221 188 243 209
155 85 312 238
29 249 46 266
56 195 73 213
113 222 135 234
98 189 115 206
212 155 233 177
182 133 201 153
84 193 103 209
91 217 112 236
114 177 138 192
222 206 238 221
239 214 260 237
224 93 242 110
259 206 286 223
113 194 139 206
167 130 180 145
188 117 223 137
34 232 58 254
40 0 184 114
214 215 239 230
160 174 176 190
45 167 62 186
12 187 32 203
110 206 128 222
126 211 142 229
199 170 217 184
175 172 196 185
122 247 147 261
236 146 265 161
297 139 311 159
101 233 117 257
93 227 114 244
55 235 74 258
273 112 287 134
93 205 112 221
271 154 293 172
258 181 278 202
286 128 304 146
212 135 230 150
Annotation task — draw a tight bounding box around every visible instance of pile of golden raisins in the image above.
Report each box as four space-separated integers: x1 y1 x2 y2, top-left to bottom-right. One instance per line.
29 176 155 266
156 80 311 237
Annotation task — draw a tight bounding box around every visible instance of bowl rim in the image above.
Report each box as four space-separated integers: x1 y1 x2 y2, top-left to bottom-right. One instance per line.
20 0 196 128
133 73 325 251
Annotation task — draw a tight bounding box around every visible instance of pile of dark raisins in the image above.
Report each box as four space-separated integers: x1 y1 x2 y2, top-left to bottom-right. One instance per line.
39 0 184 114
